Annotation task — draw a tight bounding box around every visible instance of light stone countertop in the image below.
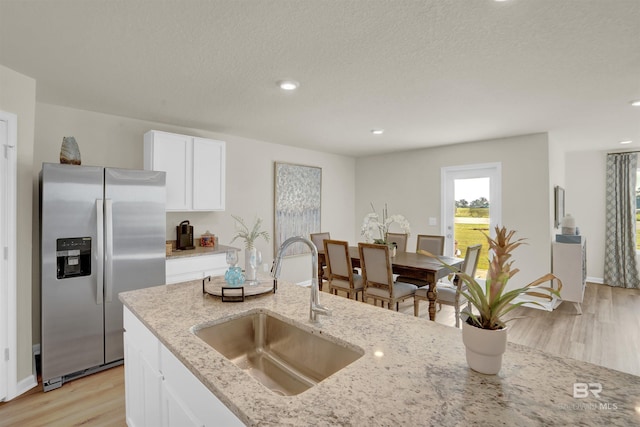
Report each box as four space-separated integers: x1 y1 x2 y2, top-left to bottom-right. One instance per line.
120 280 640 426
166 243 239 259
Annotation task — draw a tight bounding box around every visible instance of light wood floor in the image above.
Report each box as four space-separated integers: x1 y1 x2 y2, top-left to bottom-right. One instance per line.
1 282 638 426
504 282 640 376
0 365 125 427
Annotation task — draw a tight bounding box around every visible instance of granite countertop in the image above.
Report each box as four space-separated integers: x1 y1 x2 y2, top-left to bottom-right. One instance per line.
166 243 239 259
120 280 640 426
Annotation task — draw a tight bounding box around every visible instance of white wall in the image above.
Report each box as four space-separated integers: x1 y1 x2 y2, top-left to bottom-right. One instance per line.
0 65 36 384
32 102 356 344
565 150 606 281
355 133 553 290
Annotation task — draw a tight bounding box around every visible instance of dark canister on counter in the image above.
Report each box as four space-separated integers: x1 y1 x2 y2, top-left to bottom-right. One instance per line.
176 220 194 250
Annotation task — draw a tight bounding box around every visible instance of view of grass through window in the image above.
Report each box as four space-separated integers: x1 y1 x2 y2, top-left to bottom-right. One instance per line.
454 178 490 278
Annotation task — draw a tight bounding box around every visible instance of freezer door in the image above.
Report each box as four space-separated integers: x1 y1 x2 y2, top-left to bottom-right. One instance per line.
104 168 166 363
40 163 105 382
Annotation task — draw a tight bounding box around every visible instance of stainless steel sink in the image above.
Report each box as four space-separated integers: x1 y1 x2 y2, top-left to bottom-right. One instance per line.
193 310 363 396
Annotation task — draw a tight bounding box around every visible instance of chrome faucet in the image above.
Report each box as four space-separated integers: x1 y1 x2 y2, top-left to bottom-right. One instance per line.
271 236 331 323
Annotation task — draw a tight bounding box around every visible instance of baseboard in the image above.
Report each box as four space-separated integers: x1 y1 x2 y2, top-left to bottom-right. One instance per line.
13 374 37 399
587 276 604 284
1 344 41 401
296 279 312 287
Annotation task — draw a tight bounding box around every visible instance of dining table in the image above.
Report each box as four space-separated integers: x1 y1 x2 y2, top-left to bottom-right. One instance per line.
318 246 464 321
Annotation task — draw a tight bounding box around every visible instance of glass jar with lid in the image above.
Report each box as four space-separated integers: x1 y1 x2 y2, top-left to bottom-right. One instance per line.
200 230 215 247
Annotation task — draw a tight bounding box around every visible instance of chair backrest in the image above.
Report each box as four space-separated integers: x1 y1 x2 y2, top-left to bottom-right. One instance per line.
310 232 330 252
385 233 408 252
416 234 445 255
358 243 394 296
462 244 482 278
324 240 354 281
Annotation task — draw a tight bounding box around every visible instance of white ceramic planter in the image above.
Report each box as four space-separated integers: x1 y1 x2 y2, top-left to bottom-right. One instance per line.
461 321 508 375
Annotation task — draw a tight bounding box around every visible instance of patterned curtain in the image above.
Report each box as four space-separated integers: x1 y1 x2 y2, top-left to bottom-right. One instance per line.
604 152 640 288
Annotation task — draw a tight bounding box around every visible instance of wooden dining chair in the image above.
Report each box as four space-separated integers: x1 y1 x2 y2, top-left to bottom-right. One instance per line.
396 234 446 286
385 232 408 252
416 234 445 255
413 244 482 327
310 232 331 289
324 239 364 301
310 232 331 251
358 243 418 311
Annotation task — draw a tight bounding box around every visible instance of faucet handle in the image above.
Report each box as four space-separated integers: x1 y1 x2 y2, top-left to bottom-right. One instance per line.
312 303 331 317
270 259 280 279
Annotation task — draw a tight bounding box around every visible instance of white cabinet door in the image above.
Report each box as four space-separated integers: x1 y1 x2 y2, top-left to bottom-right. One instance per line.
162 381 205 427
144 130 225 212
124 308 163 427
144 131 191 211
161 345 244 427
193 137 225 211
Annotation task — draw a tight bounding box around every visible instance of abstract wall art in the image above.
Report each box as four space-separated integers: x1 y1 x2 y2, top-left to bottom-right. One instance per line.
274 162 322 257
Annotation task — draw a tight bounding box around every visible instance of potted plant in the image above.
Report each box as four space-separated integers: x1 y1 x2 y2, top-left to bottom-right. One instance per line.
230 215 270 281
420 226 562 374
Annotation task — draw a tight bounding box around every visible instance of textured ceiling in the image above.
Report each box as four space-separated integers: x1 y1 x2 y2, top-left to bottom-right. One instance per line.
1 0 639 157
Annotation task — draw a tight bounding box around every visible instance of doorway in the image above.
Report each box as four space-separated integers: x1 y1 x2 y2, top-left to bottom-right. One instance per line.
442 163 502 278
0 111 17 401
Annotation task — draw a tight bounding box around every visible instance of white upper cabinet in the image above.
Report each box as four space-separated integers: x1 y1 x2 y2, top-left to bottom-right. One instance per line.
192 137 225 210
144 130 226 211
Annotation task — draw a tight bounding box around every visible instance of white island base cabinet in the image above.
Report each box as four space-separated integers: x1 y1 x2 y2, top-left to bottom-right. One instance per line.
123 307 243 427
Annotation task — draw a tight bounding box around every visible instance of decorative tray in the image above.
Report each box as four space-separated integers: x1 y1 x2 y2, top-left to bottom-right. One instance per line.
202 275 276 302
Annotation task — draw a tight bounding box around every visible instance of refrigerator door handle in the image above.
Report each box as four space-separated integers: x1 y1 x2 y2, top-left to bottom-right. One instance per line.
105 198 114 303
96 199 104 305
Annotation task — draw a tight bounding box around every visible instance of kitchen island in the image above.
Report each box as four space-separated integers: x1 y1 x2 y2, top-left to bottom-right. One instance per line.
120 279 640 426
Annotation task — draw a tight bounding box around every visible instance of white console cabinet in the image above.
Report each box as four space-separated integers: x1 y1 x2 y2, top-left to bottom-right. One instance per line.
165 253 227 285
552 240 586 314
123 307 243 427
144 130 225 211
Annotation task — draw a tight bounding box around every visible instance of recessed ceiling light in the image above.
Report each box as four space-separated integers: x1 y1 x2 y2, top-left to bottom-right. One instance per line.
371 129 384 135
277 80 299 91
631 100 640 107
620 140 633 145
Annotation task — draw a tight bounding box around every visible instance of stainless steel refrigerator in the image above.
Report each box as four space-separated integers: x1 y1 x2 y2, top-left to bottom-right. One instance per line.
40 162 166 391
